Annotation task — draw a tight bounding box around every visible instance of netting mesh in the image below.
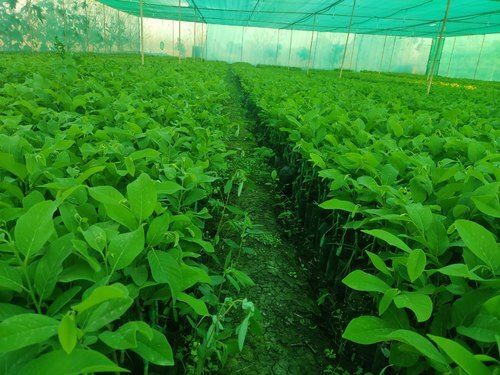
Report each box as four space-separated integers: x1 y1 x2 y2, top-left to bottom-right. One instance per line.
1 0 499 81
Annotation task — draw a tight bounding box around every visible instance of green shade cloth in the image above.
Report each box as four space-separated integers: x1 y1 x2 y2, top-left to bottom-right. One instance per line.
99 0 500 37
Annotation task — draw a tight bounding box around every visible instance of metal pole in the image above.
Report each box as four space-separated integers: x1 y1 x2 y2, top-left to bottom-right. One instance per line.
274 29 280 66
339 0 356 78
388 36 397 72
378 35 388 74
240 26 245 62
348 33 357 70
473 34 486 80
287 28 293 69
140 0 144 65
446 37 456 77
178 0 182 62
355 34 363 71
427 0 452 94
307 14 317 73
205 22 209 60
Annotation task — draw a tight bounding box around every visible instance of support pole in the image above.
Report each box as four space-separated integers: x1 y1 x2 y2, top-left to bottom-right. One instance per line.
473 34 486 80
388 36 397 72
348 33 357 71
178 0 182 63
140 0 144 65
287 28 293 69
446 37 456 76
339 0 356 78
427 0 452 94
307 14 317 74
378 35 388 74
274 29 280 66
240 26 245 62
354 34 363 71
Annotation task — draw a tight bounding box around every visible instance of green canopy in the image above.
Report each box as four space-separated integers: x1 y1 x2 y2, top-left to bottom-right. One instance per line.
99 0 500 36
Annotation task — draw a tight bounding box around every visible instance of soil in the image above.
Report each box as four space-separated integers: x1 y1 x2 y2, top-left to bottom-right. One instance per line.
217 67 334 375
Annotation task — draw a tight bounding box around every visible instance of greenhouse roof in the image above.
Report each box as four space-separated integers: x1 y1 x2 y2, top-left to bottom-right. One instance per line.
99 0 500 37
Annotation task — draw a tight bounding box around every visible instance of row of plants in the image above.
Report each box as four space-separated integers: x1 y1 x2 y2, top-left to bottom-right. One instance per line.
233 64 499 374
0 54 256 374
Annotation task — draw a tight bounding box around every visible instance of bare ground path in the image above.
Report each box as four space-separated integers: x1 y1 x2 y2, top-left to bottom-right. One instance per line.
219 68 333 375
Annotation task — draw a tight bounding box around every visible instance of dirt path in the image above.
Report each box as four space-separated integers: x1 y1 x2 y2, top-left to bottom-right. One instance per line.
220 68 332 375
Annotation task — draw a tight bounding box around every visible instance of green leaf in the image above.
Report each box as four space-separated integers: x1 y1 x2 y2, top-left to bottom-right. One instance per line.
0 303 30 321
177 292 209 316
88 186 125 205
394 292 433 322
342 315 396 344
72 284 129 313
14 200 56 259
81 224 107 253
379 288 399 315
156 181 183 195
309 153 326 168
454 220 499 273
342 270 390 293
0 314 59 353
407 249 426 282
236 315 251 351
127 173 157 222
366 251 391 276
58 312 77 354
79 297 133 333
99 321 153 350
146 213 171 247
133 329 174 366
362 229 411 253
18 349 127 375
0 262 23 292
147 250 182 297
429 334 490 375
319 198 357 213
0 152 27 179
104 203 138 230
107 227 145 271
471 196 500 218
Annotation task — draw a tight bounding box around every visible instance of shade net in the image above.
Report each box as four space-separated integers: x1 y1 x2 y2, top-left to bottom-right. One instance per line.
1 0 499 81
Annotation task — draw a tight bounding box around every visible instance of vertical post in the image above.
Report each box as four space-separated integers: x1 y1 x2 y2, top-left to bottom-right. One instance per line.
388 36 397 72
354 34 363 71
240 26 245 62
178 0 182 62
172 20 175 56
204 22 209 60
446 37 456 76
339 0 357 78
287 28 293 69
193 14 197 59
348 33 357 70
307 14 317 74
427 0 452 94
140 0 144 65
473 34 486 80
378 35 388 74
274 29 280 66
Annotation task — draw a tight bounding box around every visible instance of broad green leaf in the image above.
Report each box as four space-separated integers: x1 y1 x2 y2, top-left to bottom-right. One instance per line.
457 296 500 343
58 312 77 354
454 220 499 273
0 313 58 352
319 198 357 213
394 292 433 322
99 321 153 350
104 203 138 230
107 227 145 271
342 270 390 293
127 173 157 222
379 288 399 315
362 229 411 253
0 303 30 321
407 249 426 282
342 315 397 344
18 349 127 375
309 153 326 168
429 335 490 375
14 200 56 259
156 181 183 195
82 224 107 253
471 196 500 218
0 262 23 292
0 152 27 179
146 213 171 247
88 186 125 205
133 329 174 366
79 297 133 332
72 284 128 313
177 292 209 316
148 250 182 297
366 251 391 276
